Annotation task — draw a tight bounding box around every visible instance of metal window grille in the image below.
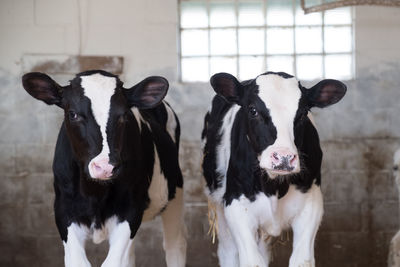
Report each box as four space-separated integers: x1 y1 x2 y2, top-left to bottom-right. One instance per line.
179 0 354 82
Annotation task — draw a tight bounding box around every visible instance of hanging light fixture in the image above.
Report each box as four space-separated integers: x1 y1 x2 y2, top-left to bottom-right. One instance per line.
301 0 400 14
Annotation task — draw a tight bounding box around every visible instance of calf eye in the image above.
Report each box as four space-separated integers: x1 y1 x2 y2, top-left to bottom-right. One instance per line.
394 165 399 171
68 111 79 121
249 107 258 117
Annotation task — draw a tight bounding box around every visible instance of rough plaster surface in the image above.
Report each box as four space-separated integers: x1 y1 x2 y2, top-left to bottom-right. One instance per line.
22 54 124 75
0 1 400 267
0 64 399 267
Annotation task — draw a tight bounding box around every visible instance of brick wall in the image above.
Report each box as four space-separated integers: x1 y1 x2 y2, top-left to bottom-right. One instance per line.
0 1 400 267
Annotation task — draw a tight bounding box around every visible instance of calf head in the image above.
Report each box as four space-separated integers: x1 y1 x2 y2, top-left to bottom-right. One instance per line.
211 72 346 178
22 70 168 181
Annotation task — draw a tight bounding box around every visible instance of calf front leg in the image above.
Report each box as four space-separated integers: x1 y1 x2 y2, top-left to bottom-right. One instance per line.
289 185 323 267
213 201 239 267
224 197 266 267
64 223 91 267
101 217 137 267
161 188 187 267
257 234 272 266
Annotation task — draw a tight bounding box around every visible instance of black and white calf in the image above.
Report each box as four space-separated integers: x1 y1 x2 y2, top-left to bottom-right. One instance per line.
202 72 346 267
389 148 400 266
22 70 186 267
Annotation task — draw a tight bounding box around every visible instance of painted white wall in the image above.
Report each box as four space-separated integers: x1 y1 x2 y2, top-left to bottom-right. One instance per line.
355 6 400 72
0 0 178 85
1 1 400 88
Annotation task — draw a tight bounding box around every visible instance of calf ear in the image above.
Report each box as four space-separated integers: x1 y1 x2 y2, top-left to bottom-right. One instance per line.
306 79 347 108
210 72 243 104
125 76 169 109
22 72 63 107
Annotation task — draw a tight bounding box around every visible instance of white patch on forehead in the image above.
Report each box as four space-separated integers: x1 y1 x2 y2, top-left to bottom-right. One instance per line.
256 74 300 149
257 74 301 175
81 73 116 164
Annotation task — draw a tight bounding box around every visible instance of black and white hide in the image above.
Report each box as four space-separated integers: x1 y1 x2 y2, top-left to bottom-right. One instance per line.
202 71 347 267
389 148 400 267
22 70 186 267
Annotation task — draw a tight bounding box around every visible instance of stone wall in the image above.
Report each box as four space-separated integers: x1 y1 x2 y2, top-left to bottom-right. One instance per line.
0 1 400 267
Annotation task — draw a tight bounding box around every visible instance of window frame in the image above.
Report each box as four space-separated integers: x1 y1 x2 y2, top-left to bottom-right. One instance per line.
178 0 355 83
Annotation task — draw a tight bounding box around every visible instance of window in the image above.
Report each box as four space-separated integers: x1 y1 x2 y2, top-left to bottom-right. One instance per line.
179 0 354 82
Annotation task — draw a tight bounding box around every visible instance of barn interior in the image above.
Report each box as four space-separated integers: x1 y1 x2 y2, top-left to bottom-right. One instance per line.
0 0 400 266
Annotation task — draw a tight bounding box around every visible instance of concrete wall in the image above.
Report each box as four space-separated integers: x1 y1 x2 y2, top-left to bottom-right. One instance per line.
0 1 399 266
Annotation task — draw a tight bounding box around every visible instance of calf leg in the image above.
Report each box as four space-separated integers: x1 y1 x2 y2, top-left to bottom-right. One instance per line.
101 218 135 267
289 185 323 267
214 202 239 267
257 234 272 266
224 197 266 267
63 223 91 267
161 188 187 267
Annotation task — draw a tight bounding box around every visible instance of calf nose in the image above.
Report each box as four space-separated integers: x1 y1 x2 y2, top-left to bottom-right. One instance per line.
89 158 114 179
270 148 298 172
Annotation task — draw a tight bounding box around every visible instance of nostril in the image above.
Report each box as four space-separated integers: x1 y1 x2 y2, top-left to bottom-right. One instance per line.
289 155 297 165
272 152 279 160
92 162 102 172
112 165 119 173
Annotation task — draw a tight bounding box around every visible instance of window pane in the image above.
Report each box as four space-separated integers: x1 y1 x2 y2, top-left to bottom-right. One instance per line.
210 57 237 76
324 26 352 53
325 54 352 80
210 29 237 55
179 0 354 83
267 56 294 75
295 0 322 25
239 29 264 55
239 56 264 80
180 2 208 28
296 55 323 80
324 7 352 25
266 28 294 54
210 2 236 27
238 1 264 26
295 26 322 53
181 57 209 82
267 0 293 26
181 30 209 56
